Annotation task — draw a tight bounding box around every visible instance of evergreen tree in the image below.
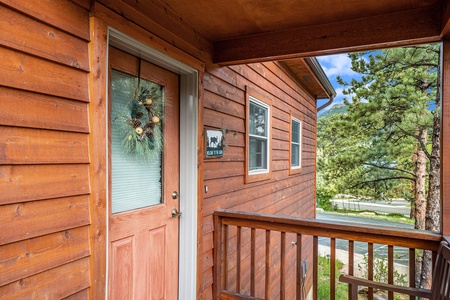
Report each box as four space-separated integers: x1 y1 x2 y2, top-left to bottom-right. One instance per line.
318 43 440 288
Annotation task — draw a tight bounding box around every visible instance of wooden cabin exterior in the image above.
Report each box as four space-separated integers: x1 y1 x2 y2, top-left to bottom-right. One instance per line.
0 0 449 299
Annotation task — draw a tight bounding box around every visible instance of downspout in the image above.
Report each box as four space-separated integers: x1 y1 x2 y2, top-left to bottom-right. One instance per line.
317 95 335 112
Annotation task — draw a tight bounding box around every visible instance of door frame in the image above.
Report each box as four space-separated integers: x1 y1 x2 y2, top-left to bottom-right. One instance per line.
106 28 199 300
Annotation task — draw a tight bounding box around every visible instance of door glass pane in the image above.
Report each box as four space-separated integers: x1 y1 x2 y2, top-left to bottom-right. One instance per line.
111 70 164 214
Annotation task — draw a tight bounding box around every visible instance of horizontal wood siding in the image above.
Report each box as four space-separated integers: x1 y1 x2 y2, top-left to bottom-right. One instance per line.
202 62 316 299
0 0 91 298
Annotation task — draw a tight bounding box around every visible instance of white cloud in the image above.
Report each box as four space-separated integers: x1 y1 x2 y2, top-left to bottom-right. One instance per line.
317 54 359 78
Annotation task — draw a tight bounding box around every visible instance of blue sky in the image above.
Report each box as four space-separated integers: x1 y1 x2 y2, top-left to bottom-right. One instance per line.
316 53 362 113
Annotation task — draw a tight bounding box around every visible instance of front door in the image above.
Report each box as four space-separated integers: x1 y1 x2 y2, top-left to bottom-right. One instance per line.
108 47 180 300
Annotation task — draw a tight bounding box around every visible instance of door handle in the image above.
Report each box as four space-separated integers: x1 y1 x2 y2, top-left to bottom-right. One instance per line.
171 208 182 219
172 191 179 199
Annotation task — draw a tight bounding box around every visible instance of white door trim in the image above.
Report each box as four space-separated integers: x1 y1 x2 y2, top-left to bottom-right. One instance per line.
107 27 199 300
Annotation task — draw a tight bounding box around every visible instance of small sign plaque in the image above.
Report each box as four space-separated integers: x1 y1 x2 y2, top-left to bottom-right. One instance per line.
205 129 224 158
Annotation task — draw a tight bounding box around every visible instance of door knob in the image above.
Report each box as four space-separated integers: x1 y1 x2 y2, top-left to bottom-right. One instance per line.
171 208 182 219
172 191 179 199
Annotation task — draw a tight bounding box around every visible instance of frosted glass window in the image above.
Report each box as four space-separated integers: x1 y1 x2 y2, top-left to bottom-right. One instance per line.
249 97 269 173
291 117 302 169
111 70 163 214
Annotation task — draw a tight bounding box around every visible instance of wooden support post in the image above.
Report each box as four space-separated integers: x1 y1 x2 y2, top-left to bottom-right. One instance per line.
442 39 450 236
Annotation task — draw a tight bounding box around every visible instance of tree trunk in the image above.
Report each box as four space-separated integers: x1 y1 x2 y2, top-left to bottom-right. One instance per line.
413 129 428 287
413 130 427 231
418 114 441 289
426 110 441 234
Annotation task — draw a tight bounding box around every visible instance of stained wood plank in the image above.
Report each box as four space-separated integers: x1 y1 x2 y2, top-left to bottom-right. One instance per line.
0 47 88 101
204 108 245 133
236 226 241 292
0 257 90 299
250 228 256 296
214 7 441 64
63 288 89 300
0 87 89 132
1 0 90 41
265 230 271 299
100 0 212 61
331 238 336 300
388 245 394 300
0 164 90 205
0 226 90 286
0 5 89 71
0 127 89 164
87 16 108 300
442 40 450 236
93 2 205 71
0 195 90 245
70 0 90 11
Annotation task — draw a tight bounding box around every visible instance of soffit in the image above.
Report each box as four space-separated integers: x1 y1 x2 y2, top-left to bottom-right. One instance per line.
160 0 440 41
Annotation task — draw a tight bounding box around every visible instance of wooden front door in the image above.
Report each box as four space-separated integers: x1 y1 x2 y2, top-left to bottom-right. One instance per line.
108 47 180 300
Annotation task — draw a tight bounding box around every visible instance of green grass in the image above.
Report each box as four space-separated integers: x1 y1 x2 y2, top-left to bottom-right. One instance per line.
321 209 414 225
317 255 348 299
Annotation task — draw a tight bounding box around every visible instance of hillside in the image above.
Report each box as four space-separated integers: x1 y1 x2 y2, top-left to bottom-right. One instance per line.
318 103 347 119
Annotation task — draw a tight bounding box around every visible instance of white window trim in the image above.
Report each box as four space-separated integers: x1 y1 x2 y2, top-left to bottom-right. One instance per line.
291 116 302 170
248 96 270 175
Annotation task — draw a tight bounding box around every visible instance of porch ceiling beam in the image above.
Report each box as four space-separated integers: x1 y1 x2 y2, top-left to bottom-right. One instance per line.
441 0 450 38
213 7 442 65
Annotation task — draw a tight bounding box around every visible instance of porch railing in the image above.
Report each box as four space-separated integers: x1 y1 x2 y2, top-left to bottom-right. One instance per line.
213 209 441 300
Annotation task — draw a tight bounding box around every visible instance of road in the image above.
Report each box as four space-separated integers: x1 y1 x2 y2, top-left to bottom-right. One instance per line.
330 199 411 216
317 213 414 266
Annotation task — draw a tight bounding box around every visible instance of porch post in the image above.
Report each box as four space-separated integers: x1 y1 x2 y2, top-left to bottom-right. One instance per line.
442 39 450 236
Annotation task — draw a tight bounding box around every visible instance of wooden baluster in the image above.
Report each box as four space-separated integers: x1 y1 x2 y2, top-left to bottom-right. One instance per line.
388 245 394 300
313 236 318 300
224 224 228 291
250 228 256 296
368 243 374 300
330 238 336 300
213 215 223 299
280 232 286 300
296 234 303 300
348 240 354 300
409 248 415 300
266 230 271 299
236 226 241 293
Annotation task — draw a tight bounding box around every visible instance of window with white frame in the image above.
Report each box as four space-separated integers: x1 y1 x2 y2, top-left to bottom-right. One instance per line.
248 96 270 174
291 117 302 169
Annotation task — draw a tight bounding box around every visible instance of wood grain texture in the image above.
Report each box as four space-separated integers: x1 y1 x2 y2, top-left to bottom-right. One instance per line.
0 47 88 101
62 288 89 300
0 164 90 205
0 4 89 71
87 16 108 300
0 87 89 133
92 1 206 71
0 227 90 287
0 0 90 41
98 0 212 62
0 126 89 164
443 40 450 236
0 195 90 245
0 258 90 299
214 7 441 65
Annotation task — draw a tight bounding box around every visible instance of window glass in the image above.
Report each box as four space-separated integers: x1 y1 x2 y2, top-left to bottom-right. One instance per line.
249 97 269 173
291 118 302 169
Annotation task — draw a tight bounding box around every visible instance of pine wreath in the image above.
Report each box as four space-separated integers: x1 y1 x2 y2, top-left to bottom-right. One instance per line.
113 80 164 161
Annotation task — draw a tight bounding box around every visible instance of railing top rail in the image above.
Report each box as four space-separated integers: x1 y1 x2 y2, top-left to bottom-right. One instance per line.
214 209 441 251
